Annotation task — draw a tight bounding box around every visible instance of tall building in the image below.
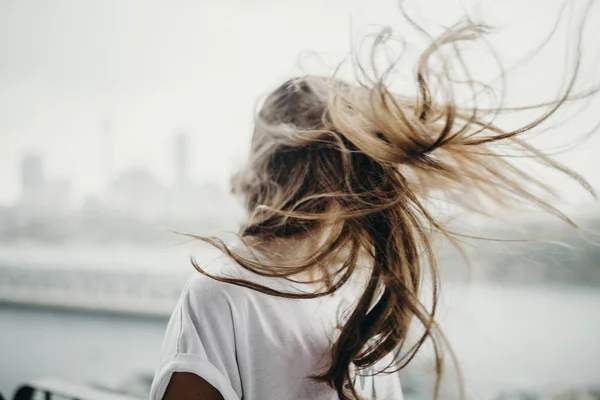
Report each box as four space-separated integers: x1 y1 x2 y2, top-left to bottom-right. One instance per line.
100 117 115 193
18 153 71 216
110 168 165 221
173 130 190 192
21 153 44 198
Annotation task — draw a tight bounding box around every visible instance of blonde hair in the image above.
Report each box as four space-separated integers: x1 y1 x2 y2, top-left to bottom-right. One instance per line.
191 5 598 399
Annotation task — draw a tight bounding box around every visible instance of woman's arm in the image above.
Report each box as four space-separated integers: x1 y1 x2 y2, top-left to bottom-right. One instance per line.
162 372 224 400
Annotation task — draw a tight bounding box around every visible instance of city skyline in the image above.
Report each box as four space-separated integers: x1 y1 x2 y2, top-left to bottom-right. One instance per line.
0 129 241 244
3 130 228 209
2 0 600 210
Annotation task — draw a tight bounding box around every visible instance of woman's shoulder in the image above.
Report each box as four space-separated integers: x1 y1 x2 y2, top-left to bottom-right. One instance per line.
183 252 251 302
182 249 313 306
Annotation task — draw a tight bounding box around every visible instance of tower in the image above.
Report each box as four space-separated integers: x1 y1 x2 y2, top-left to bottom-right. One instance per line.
100 116 115 193
174 130 190 192
21 153 44 198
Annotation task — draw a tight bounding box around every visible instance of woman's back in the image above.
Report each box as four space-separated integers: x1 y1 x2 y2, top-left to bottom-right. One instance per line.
150 252 404 400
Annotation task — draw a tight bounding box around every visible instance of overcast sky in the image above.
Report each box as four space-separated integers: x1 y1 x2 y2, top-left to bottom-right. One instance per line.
1 0 599 212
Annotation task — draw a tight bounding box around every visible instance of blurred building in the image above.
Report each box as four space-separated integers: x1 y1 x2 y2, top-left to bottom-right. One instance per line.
167 131 241 227
4 134 241 243
110 169 166 222
103 130 240 227
174 130 190 193
21 154 44 198
17 153 71 217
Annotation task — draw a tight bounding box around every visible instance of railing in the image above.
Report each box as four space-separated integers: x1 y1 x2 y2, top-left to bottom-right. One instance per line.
9 378 141 400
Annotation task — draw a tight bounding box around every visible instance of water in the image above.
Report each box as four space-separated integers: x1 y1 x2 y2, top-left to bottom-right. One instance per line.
0 306 167 399
436 284 600 396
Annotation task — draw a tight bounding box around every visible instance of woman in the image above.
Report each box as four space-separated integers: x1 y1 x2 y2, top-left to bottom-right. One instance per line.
150 10 597 400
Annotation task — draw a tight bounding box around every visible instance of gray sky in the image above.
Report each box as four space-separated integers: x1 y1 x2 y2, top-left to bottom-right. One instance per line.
1 0 599 212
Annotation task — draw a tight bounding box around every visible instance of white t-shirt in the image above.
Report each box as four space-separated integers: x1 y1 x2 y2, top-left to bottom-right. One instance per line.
150 252 403 400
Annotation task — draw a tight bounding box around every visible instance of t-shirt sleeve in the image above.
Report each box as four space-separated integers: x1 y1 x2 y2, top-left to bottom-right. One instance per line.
149 274 242 400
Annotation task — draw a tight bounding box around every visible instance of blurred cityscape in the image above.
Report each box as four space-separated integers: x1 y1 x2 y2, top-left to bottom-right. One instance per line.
0 128 598 287
0 131 242 244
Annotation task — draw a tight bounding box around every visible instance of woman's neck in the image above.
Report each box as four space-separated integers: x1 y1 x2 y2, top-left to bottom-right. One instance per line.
241 231 337 290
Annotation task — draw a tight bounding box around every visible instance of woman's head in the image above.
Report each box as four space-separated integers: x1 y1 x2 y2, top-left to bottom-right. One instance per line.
232 77 334 238
233 76 389 241
193 10 598 400
233 75 435 240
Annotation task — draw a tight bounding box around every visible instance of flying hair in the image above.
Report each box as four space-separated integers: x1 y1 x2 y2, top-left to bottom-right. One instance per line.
187 1 600 398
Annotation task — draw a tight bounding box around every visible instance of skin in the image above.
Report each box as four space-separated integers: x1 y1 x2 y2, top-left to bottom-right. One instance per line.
162 372 224 400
